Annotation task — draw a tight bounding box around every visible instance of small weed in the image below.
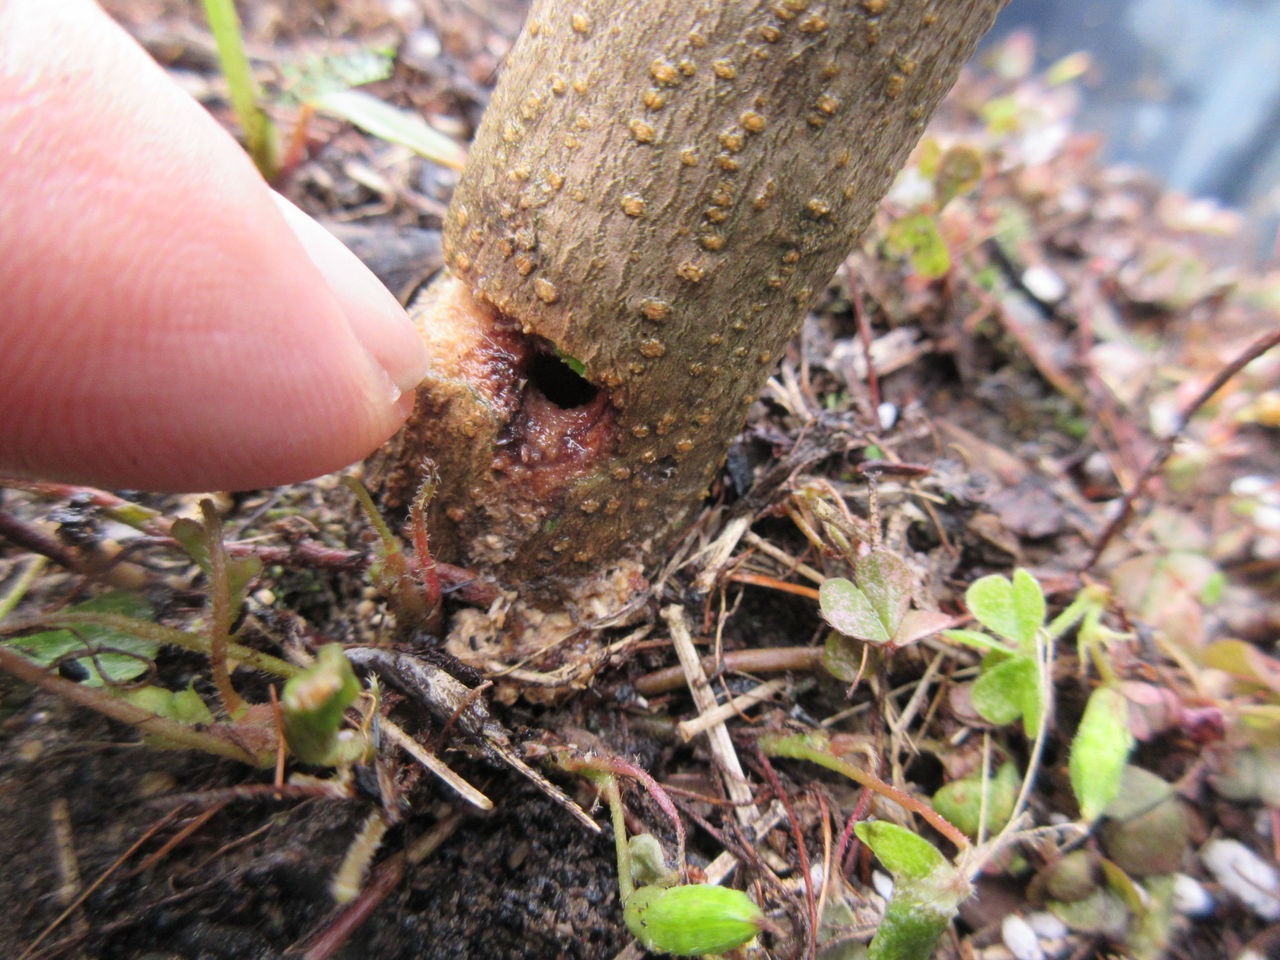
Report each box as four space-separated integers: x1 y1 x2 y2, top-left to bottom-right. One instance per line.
561 753 766 957
202 0 277 177
944 571 1135 820
202 1 465 179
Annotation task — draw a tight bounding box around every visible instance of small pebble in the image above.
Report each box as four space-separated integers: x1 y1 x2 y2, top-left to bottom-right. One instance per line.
872 870 894 901
1172 873 1215 917
877 402 899 431
1001 914 1044 960
1230 475 1273 499
1202 838 1280 921
1026 911 1068 939
1022 265 1067 303
1256 808 1274 839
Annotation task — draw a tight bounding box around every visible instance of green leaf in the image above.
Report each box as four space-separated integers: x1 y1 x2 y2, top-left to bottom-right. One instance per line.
282 644 363 765
1099 767 1188 877
1047 887 1130 936
1100 858 1147 915
885 213 951 279
965 570 1043 649
823 630 864 683
1201 639 1280 694
934 144 983 209
971 654 1042 735
943 628 1016 654
309 88 468 171
932 761 1020 838
869 890 955 960
624 884 763 956
1070 687 1135 820
854 549 912 638
916 138 942 179
1011 569 1046 640
123 682 215 726
170 517 210 569
171 515 262 618
857 828 970 960
279 47 394 103
820 578 892 646
3 593 157 686
854 821 946 882
1102 765 1173 821
203 0 277 177
1126 874 1177 960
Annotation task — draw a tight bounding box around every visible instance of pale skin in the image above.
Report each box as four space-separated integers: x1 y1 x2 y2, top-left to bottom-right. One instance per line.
0 0 428 492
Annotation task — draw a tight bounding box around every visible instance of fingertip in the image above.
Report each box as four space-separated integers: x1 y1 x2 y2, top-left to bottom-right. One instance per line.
270 194 429 399
0 0 428 492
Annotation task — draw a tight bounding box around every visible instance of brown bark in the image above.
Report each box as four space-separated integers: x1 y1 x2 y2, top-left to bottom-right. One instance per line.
370 0 1005 599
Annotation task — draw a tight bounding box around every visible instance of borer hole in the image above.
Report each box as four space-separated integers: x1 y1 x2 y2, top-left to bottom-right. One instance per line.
529 351 599 408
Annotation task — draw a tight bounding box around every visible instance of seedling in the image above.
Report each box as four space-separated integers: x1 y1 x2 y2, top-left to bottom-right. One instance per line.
759 732 973 960
884 141 984 279
819 549 953 655
854 821 971 960
202 0 277 177
803 482 953 686
944 571 1135 821
203 1 465 179
343 475 441 633
562 755 765 956
0 498 391 773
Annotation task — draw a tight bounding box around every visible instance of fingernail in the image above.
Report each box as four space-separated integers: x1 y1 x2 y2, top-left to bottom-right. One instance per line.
270 193 428 397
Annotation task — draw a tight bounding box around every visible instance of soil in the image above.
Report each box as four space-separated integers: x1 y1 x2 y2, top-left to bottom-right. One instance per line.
2 3 1279 960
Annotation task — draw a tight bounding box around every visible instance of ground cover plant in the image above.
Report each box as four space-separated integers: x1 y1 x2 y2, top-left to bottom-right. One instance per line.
1 3 1279 959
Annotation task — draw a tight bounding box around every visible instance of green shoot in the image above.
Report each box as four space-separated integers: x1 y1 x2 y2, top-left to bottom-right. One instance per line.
282 644 367 766
566 758 764 956
854 821 971 960
202 0 278 178
0 555 45 621
1069 687 1134 820
343 475 438 631
886 213 950 279
933 144 983 209
944 571 1135 832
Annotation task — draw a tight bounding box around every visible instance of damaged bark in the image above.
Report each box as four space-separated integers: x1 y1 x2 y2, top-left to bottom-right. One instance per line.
369 0 1005 599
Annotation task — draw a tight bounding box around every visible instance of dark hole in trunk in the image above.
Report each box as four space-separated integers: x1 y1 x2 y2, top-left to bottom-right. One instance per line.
528 351 599 409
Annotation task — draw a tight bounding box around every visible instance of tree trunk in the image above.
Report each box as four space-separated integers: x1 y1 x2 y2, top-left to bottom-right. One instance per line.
370 0 1005 600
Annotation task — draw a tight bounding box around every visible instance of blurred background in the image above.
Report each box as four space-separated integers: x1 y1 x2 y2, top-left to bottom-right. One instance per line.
985 0 1280 252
